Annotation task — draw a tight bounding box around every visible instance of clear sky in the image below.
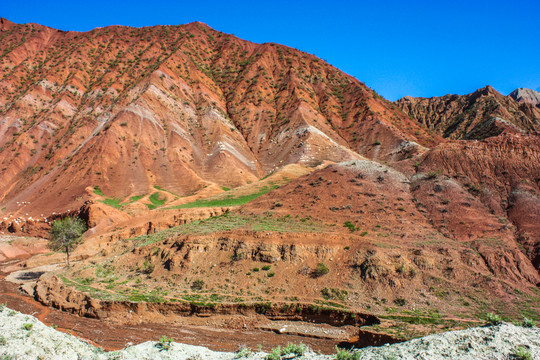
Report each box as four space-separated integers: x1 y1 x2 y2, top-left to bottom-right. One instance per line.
2 0 539 100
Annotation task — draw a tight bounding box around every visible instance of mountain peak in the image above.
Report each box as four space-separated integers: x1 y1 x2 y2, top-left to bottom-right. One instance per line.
475 85 499 96
0 17 15 30
509 88 540 107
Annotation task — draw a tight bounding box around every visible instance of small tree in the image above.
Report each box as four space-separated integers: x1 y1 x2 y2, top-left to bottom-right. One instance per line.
49 217 86 267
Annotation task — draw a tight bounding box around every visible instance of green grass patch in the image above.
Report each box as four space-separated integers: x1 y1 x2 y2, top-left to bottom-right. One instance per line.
93 186 104 196
128 195 145 203
59 276 125 301
130 213 327 247
100 197 124 209
146 192 166 209
171 185 279 209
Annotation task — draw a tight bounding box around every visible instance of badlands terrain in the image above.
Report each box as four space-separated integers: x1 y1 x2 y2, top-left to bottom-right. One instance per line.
0 18 539 354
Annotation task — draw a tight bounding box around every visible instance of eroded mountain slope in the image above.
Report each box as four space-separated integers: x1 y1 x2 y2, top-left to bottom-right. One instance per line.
0 18 436 217
396 86 540 140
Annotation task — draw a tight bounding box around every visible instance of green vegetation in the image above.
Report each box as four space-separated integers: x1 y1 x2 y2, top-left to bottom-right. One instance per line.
335 347 361 360
93 185 145 209
485 312 502 325
22 323 33 331
266 343 307 360
321 288 348 301
344 221 360 232
394 298 407 306
59 276 125 301
234 347 252 359
171 185 278 209
128 290 165 303
191 279 204 291
313 262 330 277
130 213 326 247
155 335 174 351
380 309 444 325
138 260 154 274
128 195 145 202
146 192 166 209
514 346 533 360
100 197 124 209
521 317 535 328
48 217 86 267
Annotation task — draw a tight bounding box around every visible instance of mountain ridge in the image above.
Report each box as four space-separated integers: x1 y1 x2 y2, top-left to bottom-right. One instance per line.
0 19 436 216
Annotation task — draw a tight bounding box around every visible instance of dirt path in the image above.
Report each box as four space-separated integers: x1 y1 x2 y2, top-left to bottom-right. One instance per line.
0 268 347 354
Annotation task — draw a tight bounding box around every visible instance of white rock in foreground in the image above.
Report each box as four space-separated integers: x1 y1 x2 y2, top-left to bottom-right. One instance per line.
0 305 539 359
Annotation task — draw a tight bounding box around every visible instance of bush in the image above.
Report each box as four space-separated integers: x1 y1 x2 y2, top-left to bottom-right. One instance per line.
521 317 535 328
234 347 252 359
140 260 154 274
313 263 329 277
262 265 271 271
282 343 306 356
266 346 281 360
394 298 407 306
155 335 173 351
191 279 204 291
266 343 307 359
344 221 356 232
485 312 502 325
335 347 361 360
22 323 33 331
514 346 533 360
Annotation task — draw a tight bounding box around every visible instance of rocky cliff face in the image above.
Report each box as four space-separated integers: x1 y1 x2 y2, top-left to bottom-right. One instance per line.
509 87 540 107
395 86 540 140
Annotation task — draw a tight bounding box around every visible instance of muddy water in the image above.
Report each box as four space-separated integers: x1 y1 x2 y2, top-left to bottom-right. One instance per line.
0 270 343 354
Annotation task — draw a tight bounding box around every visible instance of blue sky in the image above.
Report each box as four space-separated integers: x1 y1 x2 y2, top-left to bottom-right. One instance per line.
2 0 539 100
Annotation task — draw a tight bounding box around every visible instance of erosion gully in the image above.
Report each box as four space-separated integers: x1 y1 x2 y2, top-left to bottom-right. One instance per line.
0 266 352 355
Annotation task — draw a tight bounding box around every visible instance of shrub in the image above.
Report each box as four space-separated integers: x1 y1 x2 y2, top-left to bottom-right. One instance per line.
262 265 271 271
266 346 281 360
335 347 361 360
485 312 502 325
282 343 306 356
521 317 535 328
234 347 252 359
155 335 174 351
426 171 438 179
394 298 407 306
266 343 306 359
321 288 348 301
514 346 533 360
313 263 329 277
191 279 204 291
22 323 33 331
344 221 356 232
140 260 154 274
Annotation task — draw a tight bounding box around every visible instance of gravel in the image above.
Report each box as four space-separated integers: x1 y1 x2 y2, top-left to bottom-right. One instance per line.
0 306 538 360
